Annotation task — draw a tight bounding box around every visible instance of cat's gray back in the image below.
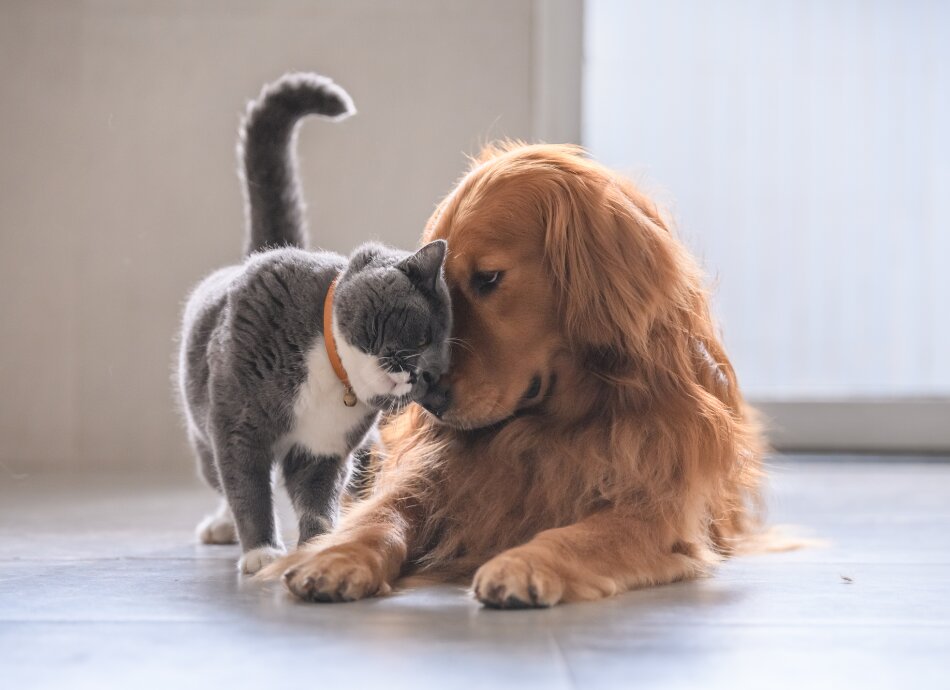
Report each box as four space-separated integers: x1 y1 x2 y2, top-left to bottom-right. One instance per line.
181 246 363 440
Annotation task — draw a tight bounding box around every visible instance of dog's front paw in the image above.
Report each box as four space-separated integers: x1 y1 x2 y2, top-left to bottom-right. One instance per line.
239 545 286 575
281 546 391 603
473 551 565 609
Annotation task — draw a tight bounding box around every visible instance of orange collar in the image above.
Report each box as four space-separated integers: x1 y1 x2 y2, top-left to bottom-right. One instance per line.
324 278 358 407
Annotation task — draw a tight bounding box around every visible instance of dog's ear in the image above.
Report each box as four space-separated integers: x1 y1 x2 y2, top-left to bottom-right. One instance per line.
543 173 691 357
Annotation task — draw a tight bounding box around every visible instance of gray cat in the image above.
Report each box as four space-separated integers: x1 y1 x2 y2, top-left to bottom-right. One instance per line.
176 73 452 574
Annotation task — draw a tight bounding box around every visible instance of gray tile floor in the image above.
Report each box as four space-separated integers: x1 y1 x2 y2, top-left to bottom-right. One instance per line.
2 457 949 690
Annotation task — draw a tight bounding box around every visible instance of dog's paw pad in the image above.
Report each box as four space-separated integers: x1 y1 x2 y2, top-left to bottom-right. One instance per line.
239 546 286 575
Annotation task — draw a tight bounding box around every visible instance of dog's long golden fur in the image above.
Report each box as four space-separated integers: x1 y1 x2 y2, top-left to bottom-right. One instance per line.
266 143 765 607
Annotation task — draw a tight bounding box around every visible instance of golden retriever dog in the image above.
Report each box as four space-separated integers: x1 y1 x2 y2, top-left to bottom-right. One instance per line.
266 142 765 608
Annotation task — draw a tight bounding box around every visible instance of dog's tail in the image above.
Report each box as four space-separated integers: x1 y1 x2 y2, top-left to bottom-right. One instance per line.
238 73 356 256
732 524 823 556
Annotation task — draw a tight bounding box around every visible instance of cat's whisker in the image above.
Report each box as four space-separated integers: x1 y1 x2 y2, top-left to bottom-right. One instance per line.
447 337 474 354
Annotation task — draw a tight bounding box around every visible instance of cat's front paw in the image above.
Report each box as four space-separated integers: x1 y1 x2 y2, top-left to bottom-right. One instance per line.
239 545 286 575
281 545 391 602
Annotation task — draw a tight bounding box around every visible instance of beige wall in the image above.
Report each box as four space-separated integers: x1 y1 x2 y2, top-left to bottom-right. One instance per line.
0 0 538 477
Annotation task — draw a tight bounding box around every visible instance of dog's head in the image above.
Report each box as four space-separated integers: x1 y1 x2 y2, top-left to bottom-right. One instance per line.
419 143 699 430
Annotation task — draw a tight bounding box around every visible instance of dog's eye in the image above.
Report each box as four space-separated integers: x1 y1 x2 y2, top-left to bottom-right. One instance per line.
471 270 504 296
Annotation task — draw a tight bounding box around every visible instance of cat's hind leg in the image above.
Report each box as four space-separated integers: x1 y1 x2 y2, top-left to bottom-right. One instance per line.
191 433 238 545
281 446 351 546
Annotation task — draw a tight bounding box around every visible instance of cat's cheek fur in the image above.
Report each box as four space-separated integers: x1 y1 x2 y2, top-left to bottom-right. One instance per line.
333 318 399 403
389 371 412 398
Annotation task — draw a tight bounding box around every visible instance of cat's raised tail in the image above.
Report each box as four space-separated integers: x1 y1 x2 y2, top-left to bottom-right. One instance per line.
238 73 356 255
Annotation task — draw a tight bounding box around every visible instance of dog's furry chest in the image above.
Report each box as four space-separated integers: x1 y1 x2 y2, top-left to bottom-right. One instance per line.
286 338 377 459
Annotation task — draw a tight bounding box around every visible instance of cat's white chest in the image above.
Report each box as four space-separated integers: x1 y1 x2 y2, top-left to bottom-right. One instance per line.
289 339 373 458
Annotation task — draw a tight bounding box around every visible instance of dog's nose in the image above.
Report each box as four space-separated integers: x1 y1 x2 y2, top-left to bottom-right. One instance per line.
418 379 451 418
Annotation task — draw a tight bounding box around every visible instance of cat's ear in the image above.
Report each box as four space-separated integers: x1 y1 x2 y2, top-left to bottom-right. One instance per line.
398 240 447 291
348 242 385 272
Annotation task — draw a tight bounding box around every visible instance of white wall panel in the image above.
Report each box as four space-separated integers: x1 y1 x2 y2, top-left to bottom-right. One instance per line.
0 0 535 475
585 0 950 399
